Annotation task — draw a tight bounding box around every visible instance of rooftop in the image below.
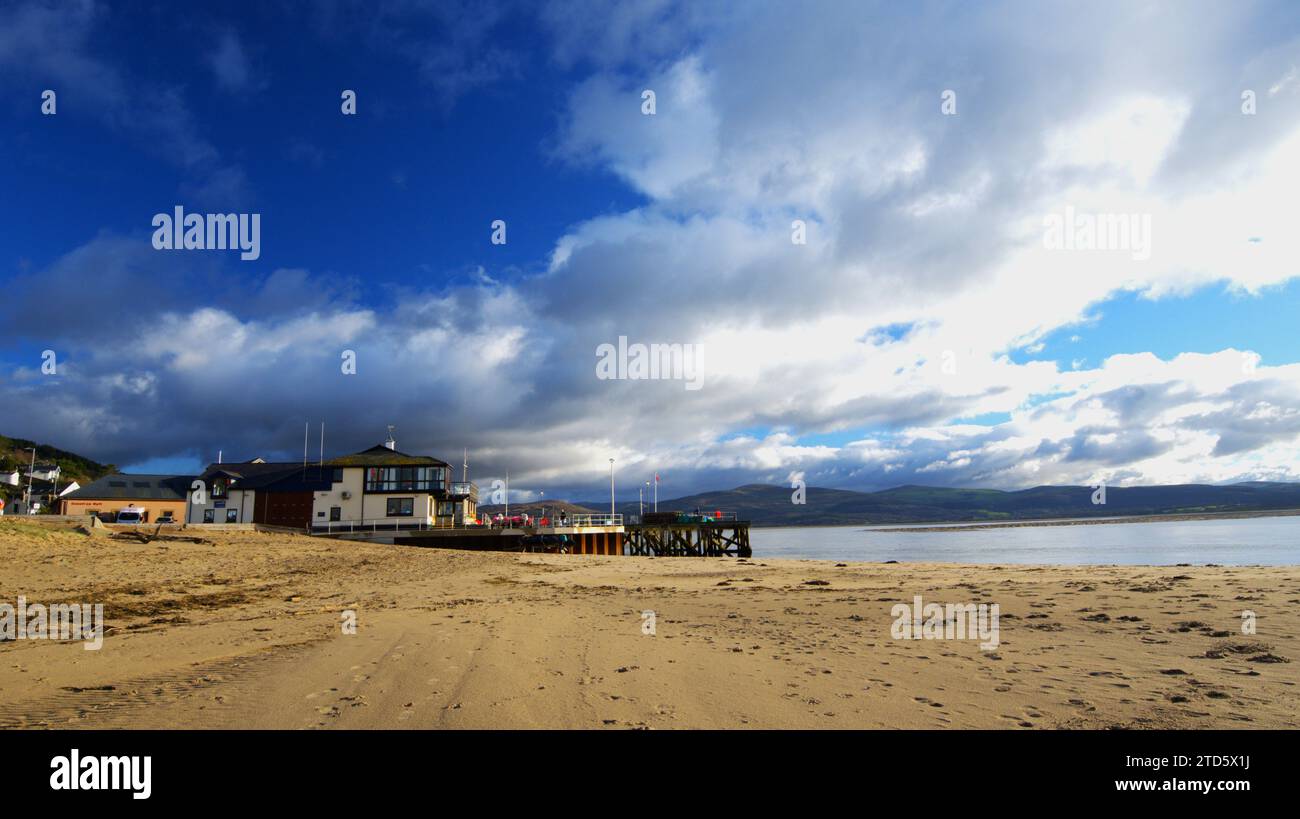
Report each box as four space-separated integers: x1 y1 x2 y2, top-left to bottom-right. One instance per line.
326 444 450 469
200 462 335 490
63 474 195 501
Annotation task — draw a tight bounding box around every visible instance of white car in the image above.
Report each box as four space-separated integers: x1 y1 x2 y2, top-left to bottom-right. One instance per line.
115 510 146 524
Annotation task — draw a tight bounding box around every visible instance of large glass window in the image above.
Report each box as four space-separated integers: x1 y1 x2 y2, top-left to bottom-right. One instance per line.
365 467 445 492
211 478 228 499
386 497 415 517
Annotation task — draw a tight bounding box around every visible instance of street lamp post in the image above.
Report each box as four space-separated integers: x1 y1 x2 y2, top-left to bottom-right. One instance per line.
609 458 615 521
24 447 36 515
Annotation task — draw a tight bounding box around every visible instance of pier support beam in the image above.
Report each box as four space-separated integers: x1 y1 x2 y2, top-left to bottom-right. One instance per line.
625 521 751 557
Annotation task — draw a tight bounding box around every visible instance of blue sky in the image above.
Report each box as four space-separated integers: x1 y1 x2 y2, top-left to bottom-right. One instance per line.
1007 280 1300 372
2 6 638 290
1 1 1299 499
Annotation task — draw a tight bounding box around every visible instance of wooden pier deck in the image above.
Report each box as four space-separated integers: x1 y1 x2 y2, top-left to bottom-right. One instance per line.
315 512 749 557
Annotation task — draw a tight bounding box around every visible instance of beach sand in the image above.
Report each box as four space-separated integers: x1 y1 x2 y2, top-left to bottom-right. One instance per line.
1 518 1296 729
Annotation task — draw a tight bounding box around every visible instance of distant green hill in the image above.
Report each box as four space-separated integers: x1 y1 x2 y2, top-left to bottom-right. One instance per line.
478 500 598 518
576 481 1300 526
0 434 115 493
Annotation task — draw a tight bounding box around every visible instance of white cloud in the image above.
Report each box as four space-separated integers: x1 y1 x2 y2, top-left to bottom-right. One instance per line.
4 1 1300 496
207 30 258 92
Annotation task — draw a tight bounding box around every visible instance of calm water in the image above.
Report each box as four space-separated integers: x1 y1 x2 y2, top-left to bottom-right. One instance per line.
749 515 1300 565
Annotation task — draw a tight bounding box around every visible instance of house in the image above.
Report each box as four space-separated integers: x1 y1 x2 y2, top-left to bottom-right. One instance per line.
310 442 477 529
1 470 19 487
187 460 334 527
59 474 194 523
27 463 61 482
24 477 77 508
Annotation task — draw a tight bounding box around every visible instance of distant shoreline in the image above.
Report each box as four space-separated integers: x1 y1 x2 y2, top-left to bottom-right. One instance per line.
862 507 1300 533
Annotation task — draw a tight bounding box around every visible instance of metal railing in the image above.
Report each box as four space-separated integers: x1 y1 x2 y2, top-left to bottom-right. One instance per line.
564 513 624 527
312 517 457 534
487 514 625 528
641 510 740 524
701 511 739 522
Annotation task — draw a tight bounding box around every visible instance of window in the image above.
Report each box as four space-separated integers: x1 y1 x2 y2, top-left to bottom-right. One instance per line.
386 497 414 517
438 501 455 517
364 467 445 492
203 509 215 523
211 478 228 499
226 509 238 523
109 481 127 488
332 468 343 483
330 506 341 521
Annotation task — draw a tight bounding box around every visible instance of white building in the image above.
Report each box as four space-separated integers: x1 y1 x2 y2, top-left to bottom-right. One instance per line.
310 443 476 530
186 460 333 527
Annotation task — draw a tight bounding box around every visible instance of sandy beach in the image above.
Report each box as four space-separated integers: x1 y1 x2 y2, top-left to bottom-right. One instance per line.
1 518 1296 729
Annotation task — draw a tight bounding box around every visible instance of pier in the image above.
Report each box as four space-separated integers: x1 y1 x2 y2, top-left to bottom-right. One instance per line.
625 512 752 557
314 511 750 557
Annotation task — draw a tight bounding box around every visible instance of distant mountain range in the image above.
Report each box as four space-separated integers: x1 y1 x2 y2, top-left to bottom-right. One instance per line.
477 500 600 519
5 430 1298 527
574 482 1300 526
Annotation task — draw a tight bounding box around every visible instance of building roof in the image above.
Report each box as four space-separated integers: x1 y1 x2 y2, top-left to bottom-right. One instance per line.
199 462 334 491
326 444 451 468
62 474 195 501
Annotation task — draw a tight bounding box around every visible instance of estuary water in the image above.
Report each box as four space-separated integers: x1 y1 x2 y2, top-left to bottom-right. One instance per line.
748 515 1300 565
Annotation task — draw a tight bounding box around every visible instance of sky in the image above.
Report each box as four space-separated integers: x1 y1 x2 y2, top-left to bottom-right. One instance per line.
1 0 1299 502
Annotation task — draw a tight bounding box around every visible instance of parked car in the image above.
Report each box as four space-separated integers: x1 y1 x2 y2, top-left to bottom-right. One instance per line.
115 509 146 524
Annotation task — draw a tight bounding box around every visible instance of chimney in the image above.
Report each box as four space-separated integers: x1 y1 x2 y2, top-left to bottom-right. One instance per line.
384 425 397 451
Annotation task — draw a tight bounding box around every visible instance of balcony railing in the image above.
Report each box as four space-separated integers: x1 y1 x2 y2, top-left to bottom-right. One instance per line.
312 518 457 534
448 481 478 500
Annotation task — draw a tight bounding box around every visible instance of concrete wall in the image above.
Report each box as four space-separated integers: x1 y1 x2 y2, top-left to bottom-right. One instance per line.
311 468 363 525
